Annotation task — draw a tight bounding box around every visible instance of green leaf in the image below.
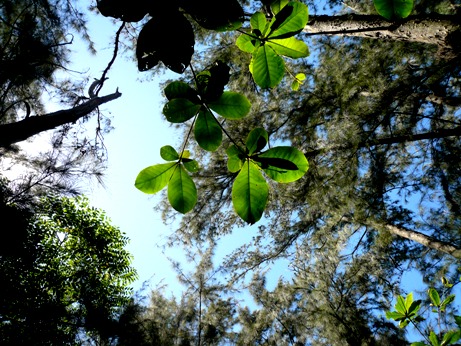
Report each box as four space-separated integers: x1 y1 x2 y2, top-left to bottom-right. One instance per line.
208 91 251 119
164 81 200 103
232 160 269 224
268 2 308 39
168 165 197 213
251 45 285 88
411 342 429 346
270 0 289 15
160 145 179 161
236 34 258 53
429 331 440 346
257 146 308 183
227 145 244 173
442 330 461 345
296 73 306 81
373 0 413 20
386 311 407 320
405 292 415 312
182 159 200 173
267 37 309 58
440 294 456 311
194 109 222 151
291 80 300 91
399 319 410 328
407 299 422 317
251 12 267 32
163 98 201 123
135 162 177 194
246 128 269 155
428 288 441 307
454 315 461 328
395 295 407 314
442 276 454 288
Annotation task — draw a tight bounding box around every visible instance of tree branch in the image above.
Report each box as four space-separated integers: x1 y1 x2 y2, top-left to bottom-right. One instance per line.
306 126 461 157
304 14 460 52
385 223 461 259
0 91 122 148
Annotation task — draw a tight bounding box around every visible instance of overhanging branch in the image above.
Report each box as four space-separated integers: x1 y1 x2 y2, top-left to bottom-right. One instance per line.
0 91 122 148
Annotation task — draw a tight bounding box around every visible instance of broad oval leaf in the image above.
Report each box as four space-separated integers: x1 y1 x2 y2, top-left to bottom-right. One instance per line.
258 146 308 182
373 0 413 20
168 165 197 213
164 81 200 103
194 109 222 151
227 144 244 173
208 91 251 119
180 0 244 31
246 128 268 155
232 160 269 224
267 37 309 58
97 0 151 22
135 162 177 194
136 12 194 73
182 159 200 173
250 12 267 32
163 98 201 123
428 288 441 307
236 34 258 54
385 311 406 320
251 45 285 88
429 331 440 346
160 145 179 161
271 0 289 15
268 2 308 39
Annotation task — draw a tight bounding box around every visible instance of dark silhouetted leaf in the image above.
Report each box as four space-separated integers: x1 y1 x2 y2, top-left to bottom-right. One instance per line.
246 128 268 154
136 12 194 73
97 0 152 22
164 81 200 103
179 0 244 31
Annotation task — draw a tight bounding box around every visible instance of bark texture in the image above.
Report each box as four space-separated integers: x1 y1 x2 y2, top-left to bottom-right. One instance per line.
304 14 460 53
385 224 461 259
0 91 122 148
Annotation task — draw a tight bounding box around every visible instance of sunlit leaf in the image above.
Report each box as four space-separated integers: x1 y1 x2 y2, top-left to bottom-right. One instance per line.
227 145 244 173
270 0 290 15
267 37 309 58
246 128 268 155
251 12 267 32
268 2 308 39
251 45 284 88
135 162 177 194
208 91 251 119
183 159 200 173
440 294 455 311
429 331 440 346
236 34 258 53
163 98 201 123
442 330 461 345
194 109 222 151
258 146 308 182
232 160 268 224
168 165 197 213
160 145 179 161
373 0 413 20
428 288 441 307
291 80 300 91
385 311 406 320
395 295 407 314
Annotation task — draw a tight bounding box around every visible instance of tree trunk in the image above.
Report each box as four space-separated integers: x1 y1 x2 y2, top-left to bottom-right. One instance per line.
0 91 121 148
304 14 460 54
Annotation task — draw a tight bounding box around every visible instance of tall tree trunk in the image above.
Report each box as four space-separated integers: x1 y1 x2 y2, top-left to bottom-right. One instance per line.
304 14 460 54
0 91 121 148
